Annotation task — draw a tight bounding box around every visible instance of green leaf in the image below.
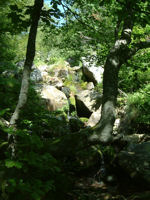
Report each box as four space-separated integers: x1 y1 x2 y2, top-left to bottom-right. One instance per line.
0 108 10 116
0 142 8 148
5 160 23 169
9 179 16 187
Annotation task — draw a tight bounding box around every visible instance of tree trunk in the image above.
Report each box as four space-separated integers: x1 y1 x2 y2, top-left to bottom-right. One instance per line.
89 15 133 144
10 0 43 126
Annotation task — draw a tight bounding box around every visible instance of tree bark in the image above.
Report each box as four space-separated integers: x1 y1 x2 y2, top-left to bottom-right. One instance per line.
10 0 43 126
89 14 133 144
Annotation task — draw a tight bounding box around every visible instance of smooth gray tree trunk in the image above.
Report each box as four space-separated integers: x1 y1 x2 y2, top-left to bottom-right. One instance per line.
10 0 43 126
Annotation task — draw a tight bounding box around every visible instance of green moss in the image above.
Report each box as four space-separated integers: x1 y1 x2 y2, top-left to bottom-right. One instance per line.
34 60 45 67
69 96 76 106
79 117 88 123
47 59 68 75
94 83 103 93
64 74 77 94
80 81 88 90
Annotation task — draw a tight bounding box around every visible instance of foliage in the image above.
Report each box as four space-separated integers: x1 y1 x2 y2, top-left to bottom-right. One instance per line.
0 69 21 119
79 117 88 123
127 84 150 125
119 48 150 93
17 86 70 138
0 128 70 200
94 82 103 93
0 85 71 200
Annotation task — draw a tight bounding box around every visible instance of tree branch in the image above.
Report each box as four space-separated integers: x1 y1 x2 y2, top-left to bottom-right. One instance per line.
60 2 97 32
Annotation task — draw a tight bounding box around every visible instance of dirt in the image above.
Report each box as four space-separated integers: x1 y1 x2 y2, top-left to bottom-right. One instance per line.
67 176 150 200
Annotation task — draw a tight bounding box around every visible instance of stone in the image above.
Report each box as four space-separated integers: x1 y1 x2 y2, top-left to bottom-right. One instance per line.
86 106 101 127
121 134 145 144
118 142 150 184
16 60 24 70
61 87 71 98
113 118 121 135
72 66 82 72
38 65 48 72
87 82 94 90
30 64 64 87
41 85 68 111
57 69 69 79
30 65 50 83
30 68 43 82
75 90 102 118
52 65 69 80
82 56 104 84
48 77 63 89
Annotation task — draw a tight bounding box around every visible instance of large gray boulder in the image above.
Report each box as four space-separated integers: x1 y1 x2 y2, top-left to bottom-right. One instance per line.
41 85 68 111
82 56 104 84
86 106 101 127
118 142 150 184
75 90 102 118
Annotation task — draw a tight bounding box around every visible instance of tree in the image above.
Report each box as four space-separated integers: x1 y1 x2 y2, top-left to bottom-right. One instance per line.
91 0 150 143
10 0 44 126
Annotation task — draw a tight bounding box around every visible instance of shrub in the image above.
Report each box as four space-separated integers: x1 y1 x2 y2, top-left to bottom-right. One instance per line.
127 85 150 123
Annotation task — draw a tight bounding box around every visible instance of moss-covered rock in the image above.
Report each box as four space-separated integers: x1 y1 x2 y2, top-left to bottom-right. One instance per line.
118 142 150 184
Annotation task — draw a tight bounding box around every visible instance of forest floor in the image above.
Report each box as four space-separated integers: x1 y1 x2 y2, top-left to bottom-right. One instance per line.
67 175 150 200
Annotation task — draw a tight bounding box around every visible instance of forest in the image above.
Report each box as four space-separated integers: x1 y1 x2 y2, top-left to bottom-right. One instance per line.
0 0 150 199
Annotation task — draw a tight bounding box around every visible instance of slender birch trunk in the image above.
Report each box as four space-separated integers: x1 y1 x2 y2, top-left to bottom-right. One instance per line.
10 0 43 126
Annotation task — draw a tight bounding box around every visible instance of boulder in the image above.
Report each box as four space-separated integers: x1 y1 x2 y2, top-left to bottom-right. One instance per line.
16 60 24 69
30 65 51 83
38 65 48 72
41 85 68 111
56 68 69 79
48 76 63 89
61 87 71 98
82 56 104 84
75 90 102 118
72 66 82 72
118 142 150 184
30 68 43 82
87 82 94 90
86 106 101 127
120 134 145 144
51 64 70 79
